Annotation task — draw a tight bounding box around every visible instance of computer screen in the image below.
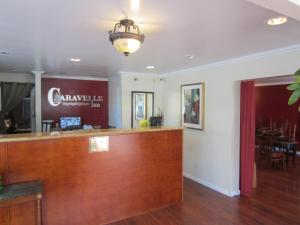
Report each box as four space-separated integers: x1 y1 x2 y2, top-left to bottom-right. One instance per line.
60 117 81 129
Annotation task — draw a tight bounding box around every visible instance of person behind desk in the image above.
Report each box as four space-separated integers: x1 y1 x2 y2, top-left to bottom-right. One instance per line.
0 113 16 134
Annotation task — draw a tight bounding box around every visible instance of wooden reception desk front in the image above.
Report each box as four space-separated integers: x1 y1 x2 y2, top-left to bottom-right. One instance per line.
0 127 183 225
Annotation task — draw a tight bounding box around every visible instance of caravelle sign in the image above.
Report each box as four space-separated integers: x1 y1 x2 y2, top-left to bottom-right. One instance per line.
48 87 103 108
42 78 108 128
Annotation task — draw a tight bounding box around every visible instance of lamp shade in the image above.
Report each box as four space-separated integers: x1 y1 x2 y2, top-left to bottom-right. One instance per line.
113 38 141 56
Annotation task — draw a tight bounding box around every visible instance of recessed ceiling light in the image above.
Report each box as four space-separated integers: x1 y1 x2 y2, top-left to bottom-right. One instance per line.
185 55 194 60
146 66 155 69
131 0 140 11
70 58 81 62
267 16 288 26
288 0 300 6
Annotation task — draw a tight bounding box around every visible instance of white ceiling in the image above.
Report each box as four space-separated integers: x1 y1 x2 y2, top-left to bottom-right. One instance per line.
0 0 299 77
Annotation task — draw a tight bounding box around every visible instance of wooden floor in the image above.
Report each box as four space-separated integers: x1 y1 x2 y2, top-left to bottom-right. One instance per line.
108 157 300 225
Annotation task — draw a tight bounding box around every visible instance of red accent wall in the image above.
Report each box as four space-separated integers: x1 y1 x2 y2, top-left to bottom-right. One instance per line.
42 78 108 128
256 85 300 140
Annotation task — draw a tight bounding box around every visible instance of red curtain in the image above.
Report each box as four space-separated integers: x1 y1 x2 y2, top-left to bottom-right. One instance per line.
240 80 256 197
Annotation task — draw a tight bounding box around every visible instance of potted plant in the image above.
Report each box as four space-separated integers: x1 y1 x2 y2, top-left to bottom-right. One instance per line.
287 69 300 109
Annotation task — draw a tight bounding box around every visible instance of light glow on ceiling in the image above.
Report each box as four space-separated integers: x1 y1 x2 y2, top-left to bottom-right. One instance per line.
288 0 300 6
131 0 140 11
185 55 194 60
70 58 81 62
146 66 155 69
267 16 288 26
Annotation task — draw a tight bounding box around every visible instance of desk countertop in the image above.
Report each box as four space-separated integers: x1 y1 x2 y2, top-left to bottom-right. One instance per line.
0 127 182 143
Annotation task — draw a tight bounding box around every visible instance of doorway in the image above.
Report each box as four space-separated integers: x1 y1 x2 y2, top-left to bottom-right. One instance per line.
254 76 299 192
131 91 154 128
240 76 300 222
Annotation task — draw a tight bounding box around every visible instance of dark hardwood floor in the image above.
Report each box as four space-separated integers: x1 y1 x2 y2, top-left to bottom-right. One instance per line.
108 157 300 225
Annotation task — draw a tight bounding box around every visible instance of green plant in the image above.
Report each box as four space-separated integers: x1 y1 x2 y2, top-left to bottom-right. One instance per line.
0 176 4 192
139 119 150 128
287 69 300 111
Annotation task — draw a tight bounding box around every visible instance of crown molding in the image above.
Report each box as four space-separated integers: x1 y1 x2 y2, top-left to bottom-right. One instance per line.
42 74 108 81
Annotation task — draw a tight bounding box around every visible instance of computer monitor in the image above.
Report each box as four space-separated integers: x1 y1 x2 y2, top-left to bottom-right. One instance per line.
60 117 81 129
149 116 162 127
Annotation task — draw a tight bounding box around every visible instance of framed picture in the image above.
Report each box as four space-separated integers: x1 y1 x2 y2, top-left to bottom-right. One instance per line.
134 93 146 120
181 83 205 130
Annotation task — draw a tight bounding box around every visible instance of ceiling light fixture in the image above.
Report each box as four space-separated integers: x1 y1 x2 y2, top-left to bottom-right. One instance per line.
288 0 300 6
131 0 140 11
70 58 81 62
109 19 145 56
267 16 288 26
185 55 194 60
146 66 155 69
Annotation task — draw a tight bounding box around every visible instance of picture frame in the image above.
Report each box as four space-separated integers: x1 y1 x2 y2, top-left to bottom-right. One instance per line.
181 83 205 130
134 93 146 120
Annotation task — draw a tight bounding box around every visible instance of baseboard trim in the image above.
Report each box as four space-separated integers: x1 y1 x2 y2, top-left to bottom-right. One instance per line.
230 190 241 196
183 173 240 197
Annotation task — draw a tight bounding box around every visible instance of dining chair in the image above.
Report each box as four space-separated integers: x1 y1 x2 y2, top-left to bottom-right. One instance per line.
285 123 297 168
291 123 297 141
271 141 285 169
257 136 272 168
258 136 284 169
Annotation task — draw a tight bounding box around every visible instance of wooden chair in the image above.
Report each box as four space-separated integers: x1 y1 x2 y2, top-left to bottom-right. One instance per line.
257 136 271 168
258 136 284 169
272 153 285 169
288 123 297 167
290 123 297 141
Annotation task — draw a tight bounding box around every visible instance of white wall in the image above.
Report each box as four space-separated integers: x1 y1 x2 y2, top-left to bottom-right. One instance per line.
162 44 300 196
119 72 164 128
108 75 122 128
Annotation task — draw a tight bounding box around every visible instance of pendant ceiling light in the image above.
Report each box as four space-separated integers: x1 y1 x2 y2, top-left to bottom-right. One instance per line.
109 19 145 56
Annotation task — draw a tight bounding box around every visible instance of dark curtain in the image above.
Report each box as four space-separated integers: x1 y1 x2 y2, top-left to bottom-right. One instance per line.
240 80 256 197
0 82 33 128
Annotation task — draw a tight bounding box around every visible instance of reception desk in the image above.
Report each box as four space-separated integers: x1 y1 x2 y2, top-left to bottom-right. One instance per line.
0 127 183 225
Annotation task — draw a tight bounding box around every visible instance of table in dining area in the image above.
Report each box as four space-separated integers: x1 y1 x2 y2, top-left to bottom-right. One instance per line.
0 180 43 225
272 139 298 168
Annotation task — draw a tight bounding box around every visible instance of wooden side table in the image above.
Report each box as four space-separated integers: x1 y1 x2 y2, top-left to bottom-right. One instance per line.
0 180 43 225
